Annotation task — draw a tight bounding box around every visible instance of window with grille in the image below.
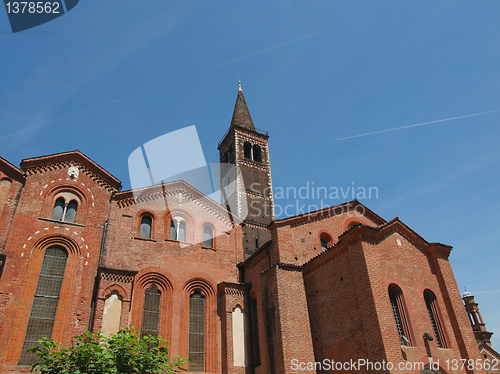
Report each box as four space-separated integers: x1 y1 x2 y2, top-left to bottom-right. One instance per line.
140 216 152 239
424 290 447 348
18 246 68 366
388 286 412 346
189 291 205 372
141 285 161 339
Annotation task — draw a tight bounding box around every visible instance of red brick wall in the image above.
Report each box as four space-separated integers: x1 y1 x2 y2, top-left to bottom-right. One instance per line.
303 240 388 374
92 182 245 372
0 163 115 369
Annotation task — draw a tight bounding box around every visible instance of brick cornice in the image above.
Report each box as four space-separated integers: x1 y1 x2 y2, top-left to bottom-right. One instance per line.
271 200 386 229
21 150 121 192
113 180 240 227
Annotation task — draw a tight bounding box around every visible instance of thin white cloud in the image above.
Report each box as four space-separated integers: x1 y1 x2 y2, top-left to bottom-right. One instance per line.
335 109 500 141
206 31 322 71
469 290 500 295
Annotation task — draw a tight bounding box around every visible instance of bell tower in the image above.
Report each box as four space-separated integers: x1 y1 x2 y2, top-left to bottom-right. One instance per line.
463 289 494 346
218 82 274 257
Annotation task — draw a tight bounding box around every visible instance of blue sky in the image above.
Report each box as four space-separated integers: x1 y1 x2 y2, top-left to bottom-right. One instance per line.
1 0 500 347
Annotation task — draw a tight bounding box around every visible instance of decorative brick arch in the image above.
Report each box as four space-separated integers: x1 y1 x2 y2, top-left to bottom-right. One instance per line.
180 277 217 373
318 230 333 251
5 234 81 365
100 283 129 302
34 234 81 256
342 216 365 232
228 298 244 313
164 208 195 243
130 270 173 344
42 184 90 225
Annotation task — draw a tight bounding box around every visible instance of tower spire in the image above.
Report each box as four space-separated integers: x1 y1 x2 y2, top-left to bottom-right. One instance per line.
230 81 255 131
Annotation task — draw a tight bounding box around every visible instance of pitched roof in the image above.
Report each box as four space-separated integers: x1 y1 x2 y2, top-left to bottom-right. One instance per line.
20 150 122 191
302 217 453 273
0 155 24 183
271 199 387 228
230 84 256 131
478 342 500 360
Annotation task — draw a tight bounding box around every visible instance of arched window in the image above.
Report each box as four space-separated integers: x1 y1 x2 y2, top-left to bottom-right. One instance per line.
51 197 78 223
244 142 252 160
189 291 205 372
253 145 262 162
319 232 332 252
51 197 65 221
388 285 412 346
179 221 186 242
170 217 187 242
140 216 152 239
170 220 177 240
141 285 161 339
424 290 447 348
65 200 78 223
0 177 12 189
19 246 68 365
203 225 213 248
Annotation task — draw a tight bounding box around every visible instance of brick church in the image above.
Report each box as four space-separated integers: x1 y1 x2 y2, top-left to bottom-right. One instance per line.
0 85 497 374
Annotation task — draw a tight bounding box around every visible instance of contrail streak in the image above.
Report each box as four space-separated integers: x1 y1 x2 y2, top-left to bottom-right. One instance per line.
206 31 322 71
335 109 500 141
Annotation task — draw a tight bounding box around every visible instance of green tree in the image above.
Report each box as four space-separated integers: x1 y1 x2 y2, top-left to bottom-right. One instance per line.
28 326 187 374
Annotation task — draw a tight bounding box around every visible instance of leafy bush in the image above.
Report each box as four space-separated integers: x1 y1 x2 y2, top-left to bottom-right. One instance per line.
28 326 187 374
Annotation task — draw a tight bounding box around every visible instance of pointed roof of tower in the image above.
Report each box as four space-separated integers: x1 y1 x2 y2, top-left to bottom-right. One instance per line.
230 81 256 131
463 289 473 298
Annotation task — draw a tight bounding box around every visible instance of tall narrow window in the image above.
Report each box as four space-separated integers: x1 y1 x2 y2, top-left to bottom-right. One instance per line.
140 216 152 239
244 142 252 160
250 298 261 367
388 285 412 346
320 239 327 252
178 221 186 242
203 226 213 248
253 145 262 162
141 285 161 339
19 246 68 365
170 220 177 240
170 218 186 242
64 200 78 223
51 197 65 221
189 291 205 372
424 290 447 348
